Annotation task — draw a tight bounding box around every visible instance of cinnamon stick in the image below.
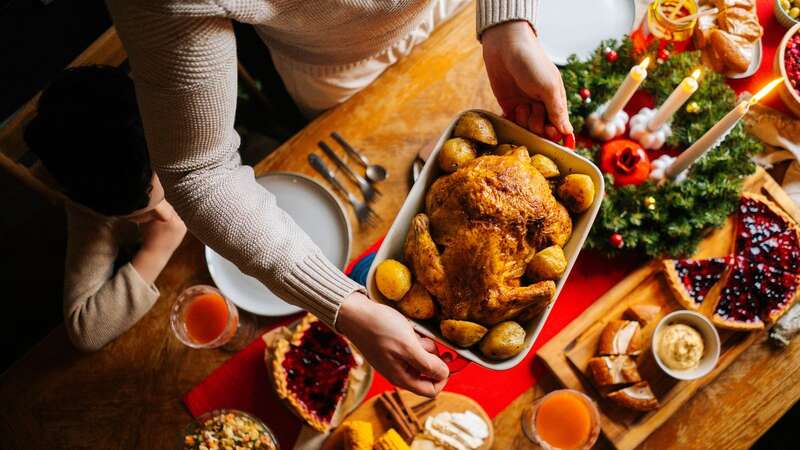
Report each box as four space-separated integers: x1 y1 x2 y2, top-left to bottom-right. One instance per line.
378 393 416 441
393 389 423 430
410 397 435 412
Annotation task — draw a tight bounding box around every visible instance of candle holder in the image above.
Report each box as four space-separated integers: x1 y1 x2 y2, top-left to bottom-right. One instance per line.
629 107 672 150
587 102 629 142
649 154 687 183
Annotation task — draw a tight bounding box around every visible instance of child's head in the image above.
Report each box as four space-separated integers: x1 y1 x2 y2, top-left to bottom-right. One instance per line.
25 65 161 217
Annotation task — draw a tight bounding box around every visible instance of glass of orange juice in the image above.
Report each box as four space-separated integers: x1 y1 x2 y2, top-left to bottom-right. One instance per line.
170 285 244 349
521 389 600 450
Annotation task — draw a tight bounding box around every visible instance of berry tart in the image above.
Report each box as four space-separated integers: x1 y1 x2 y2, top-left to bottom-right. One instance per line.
268 314 366 432
662 194 800 331
662 257 730 310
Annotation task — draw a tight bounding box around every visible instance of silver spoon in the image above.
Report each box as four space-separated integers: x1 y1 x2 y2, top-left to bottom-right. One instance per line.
331 132 388 182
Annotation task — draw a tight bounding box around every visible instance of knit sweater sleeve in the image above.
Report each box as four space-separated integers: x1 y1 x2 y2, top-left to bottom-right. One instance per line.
63 205 160 352
105 0 363 328
476 0 538 36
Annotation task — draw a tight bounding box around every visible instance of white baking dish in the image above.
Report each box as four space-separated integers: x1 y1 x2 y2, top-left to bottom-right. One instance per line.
366 110 605 370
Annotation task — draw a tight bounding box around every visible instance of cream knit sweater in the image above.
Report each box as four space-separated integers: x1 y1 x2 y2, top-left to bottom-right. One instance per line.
104 0 537 328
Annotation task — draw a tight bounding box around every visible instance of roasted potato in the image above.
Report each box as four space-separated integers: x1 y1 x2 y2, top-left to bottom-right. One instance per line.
530 154 560 178
557 174 595 213
527 245 567 281
375 259 412 301
535 200 572 249
479 321 526 360
453 111 498 146
438 138 477 173
440 319 488 348
397 283 436 320
495 144 526 156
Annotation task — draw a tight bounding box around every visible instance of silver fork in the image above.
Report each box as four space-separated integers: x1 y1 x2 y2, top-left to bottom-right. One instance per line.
318 141 382 202
308 153 380 228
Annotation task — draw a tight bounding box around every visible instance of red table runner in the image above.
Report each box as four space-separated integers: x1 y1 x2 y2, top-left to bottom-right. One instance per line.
184 1 788 447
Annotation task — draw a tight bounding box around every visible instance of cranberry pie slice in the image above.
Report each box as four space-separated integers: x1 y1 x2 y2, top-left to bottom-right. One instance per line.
734 194 799 259
663 257 729 310
271 314 358 431
711 257 765 330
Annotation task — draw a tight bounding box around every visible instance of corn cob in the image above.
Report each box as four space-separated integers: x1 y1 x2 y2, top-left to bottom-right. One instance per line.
343 420 373 450
373 429 410 450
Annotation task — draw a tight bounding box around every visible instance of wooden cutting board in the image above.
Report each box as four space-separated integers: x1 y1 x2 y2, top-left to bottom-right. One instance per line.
538 167 800 450
335 391 494 449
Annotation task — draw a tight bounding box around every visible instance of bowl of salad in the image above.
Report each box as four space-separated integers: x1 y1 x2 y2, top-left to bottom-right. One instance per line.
179 410 279 450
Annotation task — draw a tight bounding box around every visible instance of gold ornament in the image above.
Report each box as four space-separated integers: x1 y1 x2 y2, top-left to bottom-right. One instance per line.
685 102 700 114
644 196 657 210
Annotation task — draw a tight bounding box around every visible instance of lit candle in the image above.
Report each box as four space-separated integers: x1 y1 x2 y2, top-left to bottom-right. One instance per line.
648 69 701 131
602 57 650 121
665 78 783 179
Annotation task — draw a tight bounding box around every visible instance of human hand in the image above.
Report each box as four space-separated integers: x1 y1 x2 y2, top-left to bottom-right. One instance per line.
337 292 449 397
139 201 187 255
481 21 573 137
132 201 186 283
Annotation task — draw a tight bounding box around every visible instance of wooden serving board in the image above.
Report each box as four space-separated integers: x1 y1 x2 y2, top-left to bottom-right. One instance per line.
538 168 800 450
334 391 494 449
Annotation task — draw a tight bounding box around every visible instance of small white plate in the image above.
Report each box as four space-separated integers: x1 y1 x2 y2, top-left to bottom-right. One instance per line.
537 0 638 66
205 172 352 316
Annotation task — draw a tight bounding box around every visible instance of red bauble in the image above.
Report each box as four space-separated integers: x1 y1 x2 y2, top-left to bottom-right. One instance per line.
605 49 619 62
600 139 651 186
579 87 591 99
657 48 670 61
609 233 624 249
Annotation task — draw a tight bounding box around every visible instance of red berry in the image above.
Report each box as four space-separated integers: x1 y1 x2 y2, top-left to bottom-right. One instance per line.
657 48 670 60
605 49 619 62
579 87 591 99
609 233 624 249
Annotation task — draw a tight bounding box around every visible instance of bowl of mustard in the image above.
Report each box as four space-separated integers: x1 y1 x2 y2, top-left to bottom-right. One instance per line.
652 310 721 381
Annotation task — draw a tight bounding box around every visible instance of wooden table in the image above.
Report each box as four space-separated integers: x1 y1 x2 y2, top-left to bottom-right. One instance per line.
1 4 797 449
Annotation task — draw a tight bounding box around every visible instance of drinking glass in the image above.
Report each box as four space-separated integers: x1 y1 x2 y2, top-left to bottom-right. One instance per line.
170 285 242 349
521 389 600 450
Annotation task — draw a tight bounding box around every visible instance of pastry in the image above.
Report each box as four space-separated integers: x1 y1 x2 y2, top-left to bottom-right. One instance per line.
662 257 729 310
606 382 660 412
709 29 750 73
624 304 662 324
597 320 642 355
694 0 762 74
587 355 642 387
271 314 359 432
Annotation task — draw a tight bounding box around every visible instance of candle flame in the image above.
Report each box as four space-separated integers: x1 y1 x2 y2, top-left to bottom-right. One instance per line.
750 78 784 104
691 69 701 80
638 57 651 69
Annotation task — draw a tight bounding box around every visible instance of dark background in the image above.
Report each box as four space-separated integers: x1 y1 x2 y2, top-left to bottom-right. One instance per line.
0 1 795 448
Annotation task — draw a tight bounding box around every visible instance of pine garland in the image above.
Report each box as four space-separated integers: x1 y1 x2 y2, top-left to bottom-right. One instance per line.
563 38 762 258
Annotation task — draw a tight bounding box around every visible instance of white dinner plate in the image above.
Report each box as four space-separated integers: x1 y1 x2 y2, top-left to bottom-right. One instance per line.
537 0 638 66
205 172 352 316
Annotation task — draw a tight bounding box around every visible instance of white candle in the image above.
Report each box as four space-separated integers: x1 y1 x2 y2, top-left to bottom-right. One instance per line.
665 78 784 179
648 69 701 131
602 57 650 121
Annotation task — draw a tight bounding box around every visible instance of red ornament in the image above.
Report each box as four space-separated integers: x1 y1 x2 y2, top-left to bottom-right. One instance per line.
600 139 651 186
579 87 591 100
605 49 619 62
609 232 624 249
657 48 670 61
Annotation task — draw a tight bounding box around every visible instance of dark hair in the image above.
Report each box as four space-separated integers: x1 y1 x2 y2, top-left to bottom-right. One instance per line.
24 65 153 216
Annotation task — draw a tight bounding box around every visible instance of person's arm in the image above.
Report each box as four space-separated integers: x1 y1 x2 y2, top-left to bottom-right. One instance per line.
105 0 448 395
477 0 573 137
63 206 161 352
